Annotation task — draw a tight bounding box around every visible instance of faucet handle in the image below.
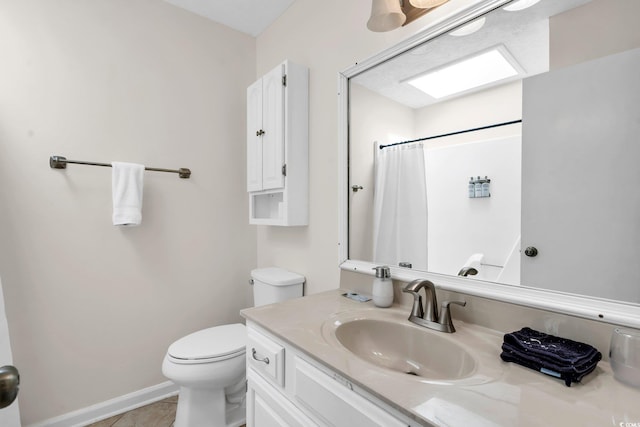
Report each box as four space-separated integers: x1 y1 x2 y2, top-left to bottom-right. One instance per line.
443 300 466 308
439 300 466 333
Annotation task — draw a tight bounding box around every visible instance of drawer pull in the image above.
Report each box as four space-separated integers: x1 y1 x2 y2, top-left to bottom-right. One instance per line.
251 348 270 365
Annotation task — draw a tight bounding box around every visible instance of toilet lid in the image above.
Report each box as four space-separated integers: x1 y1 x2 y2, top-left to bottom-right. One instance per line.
251 267 305 286
168 324 246 362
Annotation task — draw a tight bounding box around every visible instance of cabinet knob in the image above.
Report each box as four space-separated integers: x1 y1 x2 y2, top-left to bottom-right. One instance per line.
256 129 265 136
524 246 538 257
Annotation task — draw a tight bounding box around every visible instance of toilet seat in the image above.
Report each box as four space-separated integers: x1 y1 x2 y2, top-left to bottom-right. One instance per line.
168 323 246 365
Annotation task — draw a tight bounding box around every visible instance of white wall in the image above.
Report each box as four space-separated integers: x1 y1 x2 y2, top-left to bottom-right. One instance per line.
0 0 256 424
415 82 522 282
426 134 521 282
413 81 522 142
550 0 640 69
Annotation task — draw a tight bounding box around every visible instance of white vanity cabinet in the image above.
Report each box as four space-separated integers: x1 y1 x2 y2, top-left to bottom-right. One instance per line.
246 323 414 427
246 60 308 226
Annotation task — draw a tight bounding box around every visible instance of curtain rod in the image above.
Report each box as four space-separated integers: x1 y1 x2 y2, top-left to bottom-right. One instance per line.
378 119 522 150
49 156 191 178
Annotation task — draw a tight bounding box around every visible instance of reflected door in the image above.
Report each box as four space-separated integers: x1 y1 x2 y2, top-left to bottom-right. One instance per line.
521 48 640 302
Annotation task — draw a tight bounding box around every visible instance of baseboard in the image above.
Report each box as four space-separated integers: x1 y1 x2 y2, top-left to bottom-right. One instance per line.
27 381 179 427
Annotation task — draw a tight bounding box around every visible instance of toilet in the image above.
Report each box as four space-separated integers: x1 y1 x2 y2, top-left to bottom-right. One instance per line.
162 267 305 427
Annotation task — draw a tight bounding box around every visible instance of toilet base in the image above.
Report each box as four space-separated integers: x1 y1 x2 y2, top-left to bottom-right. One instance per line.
226 403 246 427
174 387 246 427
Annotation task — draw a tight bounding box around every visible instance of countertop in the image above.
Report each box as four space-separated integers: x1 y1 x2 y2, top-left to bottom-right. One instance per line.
241 289 640 427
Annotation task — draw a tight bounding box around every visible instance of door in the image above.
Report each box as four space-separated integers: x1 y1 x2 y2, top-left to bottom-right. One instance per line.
0 278 20 426
247 78 264 192
521 49 640 300
260 64 285 191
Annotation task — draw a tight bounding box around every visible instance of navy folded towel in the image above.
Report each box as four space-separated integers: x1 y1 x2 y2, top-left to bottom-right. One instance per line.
500 327 602 386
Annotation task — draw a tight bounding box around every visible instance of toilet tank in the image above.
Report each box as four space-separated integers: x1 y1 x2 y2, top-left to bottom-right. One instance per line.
251 267 305 307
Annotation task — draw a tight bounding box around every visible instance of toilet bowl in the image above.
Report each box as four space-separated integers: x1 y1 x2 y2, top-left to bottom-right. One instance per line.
162 267 305 427
162 324 247 427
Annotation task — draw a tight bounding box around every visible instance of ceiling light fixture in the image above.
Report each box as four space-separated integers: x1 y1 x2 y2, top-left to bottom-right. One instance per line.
503 0 541 12
449 17 486 36
405 46 522 99
367 0 406 32
367 0 451 32
409 0 449 8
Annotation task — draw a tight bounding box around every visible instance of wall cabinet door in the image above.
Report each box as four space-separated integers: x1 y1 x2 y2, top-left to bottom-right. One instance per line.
247 65 285 193
247 78 264 192
260 65 285 191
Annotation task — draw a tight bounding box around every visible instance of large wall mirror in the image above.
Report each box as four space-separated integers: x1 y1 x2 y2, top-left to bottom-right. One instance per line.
340 0 640 324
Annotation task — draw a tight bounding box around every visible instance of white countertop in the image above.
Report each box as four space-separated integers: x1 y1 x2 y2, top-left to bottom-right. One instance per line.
241 289 640 427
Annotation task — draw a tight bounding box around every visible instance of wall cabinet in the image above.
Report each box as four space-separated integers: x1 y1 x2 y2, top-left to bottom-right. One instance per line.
247 60 308 226
246 322 415 427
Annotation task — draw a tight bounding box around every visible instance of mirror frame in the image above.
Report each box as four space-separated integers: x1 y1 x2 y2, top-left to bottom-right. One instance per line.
337 0 640 328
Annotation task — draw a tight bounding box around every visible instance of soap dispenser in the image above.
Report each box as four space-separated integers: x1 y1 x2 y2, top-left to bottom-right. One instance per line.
372 266 393 308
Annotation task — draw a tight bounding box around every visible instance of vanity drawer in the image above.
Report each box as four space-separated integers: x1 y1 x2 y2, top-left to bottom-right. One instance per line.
247 327 285 387
294 357 407 427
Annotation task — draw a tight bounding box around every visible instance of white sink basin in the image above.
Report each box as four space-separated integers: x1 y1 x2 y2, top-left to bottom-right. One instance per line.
335 319 476 380
318 306 496 385
333 318 477 380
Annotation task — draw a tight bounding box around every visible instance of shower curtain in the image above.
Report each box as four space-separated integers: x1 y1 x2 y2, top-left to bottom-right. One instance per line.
373 143 428 270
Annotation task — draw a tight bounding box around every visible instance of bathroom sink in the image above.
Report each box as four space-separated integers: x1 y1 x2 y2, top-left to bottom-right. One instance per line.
330 317 477 381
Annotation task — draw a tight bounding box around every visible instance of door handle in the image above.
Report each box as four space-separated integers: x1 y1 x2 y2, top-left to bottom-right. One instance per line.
0 365 19 409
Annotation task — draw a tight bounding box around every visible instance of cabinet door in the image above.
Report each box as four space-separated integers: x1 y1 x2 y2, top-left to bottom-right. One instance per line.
261 64 285 191
247 78 263 192
247 370 314 427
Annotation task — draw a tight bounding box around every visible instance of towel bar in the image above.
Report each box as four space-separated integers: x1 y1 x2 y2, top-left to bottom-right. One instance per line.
49 155 191 178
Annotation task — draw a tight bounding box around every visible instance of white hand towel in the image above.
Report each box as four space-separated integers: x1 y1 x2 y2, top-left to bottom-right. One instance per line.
111 162 144 226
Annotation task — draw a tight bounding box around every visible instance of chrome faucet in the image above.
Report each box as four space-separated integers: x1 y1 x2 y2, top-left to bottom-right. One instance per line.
402 279 466 333
403 279 439 322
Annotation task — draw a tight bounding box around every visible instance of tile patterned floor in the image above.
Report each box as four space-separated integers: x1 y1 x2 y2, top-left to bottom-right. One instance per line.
85 396 246 427
86 396 178 427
